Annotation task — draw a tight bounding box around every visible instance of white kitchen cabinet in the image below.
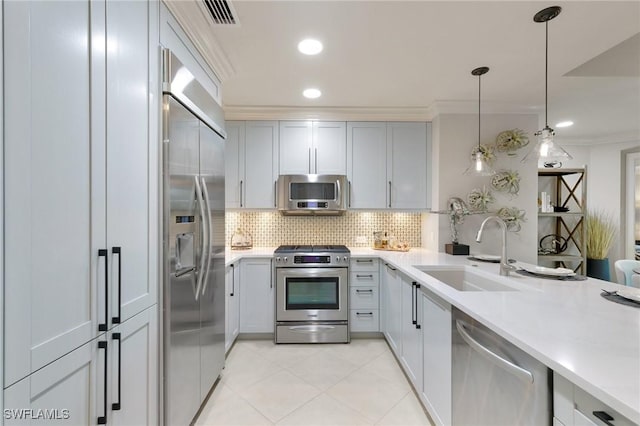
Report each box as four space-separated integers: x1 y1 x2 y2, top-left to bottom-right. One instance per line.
387 122 429 209
350 258 380 332
553 372 635 426
239 259 274 333
400 275 423 388
4 306 158 426
225 121 279 209
381 263 402 355
279 121 347 175
3 0 158 393
346 122 388 209
225 263 240 352
421 291 452 426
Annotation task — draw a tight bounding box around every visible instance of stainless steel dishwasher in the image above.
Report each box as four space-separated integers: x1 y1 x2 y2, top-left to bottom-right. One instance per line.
452 308 552 425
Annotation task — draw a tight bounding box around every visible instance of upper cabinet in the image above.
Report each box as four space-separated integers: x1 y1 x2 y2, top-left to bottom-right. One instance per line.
279 121 347 175
225 121 279 209
348 122 431 210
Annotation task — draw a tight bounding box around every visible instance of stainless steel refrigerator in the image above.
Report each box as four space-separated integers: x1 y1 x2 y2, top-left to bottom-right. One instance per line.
162 49 226 426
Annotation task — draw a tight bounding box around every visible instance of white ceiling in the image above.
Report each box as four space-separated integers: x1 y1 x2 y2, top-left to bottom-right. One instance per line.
180 1 640 144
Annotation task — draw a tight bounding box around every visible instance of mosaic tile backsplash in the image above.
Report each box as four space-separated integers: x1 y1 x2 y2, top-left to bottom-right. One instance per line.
226 211 422 247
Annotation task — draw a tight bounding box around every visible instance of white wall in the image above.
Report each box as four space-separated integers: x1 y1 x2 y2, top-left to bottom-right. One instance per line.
423 113 539 263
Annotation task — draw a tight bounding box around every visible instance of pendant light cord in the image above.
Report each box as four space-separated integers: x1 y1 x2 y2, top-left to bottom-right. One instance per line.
545 20 549 128
478 73 481 149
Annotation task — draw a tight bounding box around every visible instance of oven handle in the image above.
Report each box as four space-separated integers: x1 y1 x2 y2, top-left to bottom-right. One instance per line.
276 267 348 278
288 325 338 334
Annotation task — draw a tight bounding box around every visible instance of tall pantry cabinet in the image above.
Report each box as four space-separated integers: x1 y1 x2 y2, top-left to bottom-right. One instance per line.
2 1 159 424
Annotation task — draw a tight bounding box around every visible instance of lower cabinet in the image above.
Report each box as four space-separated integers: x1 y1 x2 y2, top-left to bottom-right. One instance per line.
421 291 452 426
4 305 158 425
239 258 274 333
225 262 240 352
381 263 402 355
553 372 635 426
400 276 422 389
350 257 380 332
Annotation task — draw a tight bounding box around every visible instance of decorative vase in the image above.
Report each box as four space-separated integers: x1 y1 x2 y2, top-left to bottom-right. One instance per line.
586 258 610 281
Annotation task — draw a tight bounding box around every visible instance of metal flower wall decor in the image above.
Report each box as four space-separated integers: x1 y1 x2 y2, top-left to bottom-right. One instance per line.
491 170 521 197
497 207 527 232
467 186 495 212
495 129 529 156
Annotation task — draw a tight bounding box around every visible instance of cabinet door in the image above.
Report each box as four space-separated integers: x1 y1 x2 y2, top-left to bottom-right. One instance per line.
387 122 427 209
225 264 240 353
421 291 451 426
313 121 346 174
106 0 156 326
400 277 422 388
4 338 101 426
110 306 158 426
3 0 103 386
224 122 244 208
381 264 402 355
347 122 388 209
244 121 279 208
279 121 312 174
239 259 274 333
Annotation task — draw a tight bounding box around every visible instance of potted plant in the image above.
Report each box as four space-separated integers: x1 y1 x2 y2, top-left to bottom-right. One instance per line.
584 210 617 280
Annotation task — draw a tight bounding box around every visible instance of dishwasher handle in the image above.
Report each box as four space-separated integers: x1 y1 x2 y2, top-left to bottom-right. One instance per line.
456 320 534 384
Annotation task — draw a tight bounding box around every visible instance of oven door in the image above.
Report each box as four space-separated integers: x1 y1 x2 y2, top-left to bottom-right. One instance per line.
276 267 348 322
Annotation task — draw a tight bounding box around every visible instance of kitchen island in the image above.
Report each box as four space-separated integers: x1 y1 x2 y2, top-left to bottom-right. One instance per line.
226 247 640 424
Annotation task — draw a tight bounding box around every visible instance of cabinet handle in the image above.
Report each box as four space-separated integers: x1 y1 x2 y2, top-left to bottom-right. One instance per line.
308 148 311 173
230 264 235 296
355 289 374 294
240 180 243 207
356 312 374 316
356 259 373 263
386 263 397 271
97 340 108 424
112 333 122 411
356 274 374 278
98 249 108 332
270 259 273 289
112 247 122 324
415 283 421 329
388 181 392 208
274 181 277 208
411 282 417 325
315 148 318 173
592 411 615 426
348 180 352 208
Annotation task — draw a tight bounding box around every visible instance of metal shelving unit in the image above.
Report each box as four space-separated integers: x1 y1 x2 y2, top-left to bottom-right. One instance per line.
538 168 587 274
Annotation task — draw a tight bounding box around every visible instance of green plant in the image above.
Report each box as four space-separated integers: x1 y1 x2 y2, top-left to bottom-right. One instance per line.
584 210 617 260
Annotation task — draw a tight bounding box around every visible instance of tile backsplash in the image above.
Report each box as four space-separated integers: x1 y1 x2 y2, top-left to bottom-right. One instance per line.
226 211 422 247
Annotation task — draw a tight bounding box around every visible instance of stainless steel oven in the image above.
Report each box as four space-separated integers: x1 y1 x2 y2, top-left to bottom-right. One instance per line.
274 245 350 343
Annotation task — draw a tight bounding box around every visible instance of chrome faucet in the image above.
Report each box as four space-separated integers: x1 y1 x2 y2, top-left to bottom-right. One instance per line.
476 216 517 276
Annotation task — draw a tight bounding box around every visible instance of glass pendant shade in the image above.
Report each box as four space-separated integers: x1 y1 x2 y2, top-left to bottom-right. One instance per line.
464 151 495 176
522 127 573 162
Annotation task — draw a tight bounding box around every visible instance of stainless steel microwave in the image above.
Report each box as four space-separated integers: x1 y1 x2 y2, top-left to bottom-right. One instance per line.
277 174 347 215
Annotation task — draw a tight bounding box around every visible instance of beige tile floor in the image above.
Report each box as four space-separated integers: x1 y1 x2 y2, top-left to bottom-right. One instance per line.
196 339 433 426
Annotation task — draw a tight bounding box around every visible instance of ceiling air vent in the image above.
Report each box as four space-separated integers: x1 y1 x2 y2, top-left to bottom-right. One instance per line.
203 0 237 25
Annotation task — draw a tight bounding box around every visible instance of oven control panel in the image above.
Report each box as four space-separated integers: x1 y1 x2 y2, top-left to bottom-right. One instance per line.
274 253 350 267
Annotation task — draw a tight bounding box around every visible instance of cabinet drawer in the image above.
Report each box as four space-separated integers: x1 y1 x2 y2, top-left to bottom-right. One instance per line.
350 286 379 309
350 309 379 332
574 386 634 426
350 258 379 271
350 271 379 287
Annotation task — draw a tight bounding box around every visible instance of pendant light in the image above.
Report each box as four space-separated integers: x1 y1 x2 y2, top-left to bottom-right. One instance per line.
522 6 572 163
464 66 495 176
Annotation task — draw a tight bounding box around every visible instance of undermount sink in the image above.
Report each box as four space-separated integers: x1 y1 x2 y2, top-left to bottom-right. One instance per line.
415 266 518 292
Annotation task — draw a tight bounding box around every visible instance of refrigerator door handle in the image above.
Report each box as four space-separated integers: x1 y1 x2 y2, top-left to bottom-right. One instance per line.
200 176 213 296
194 176 207 300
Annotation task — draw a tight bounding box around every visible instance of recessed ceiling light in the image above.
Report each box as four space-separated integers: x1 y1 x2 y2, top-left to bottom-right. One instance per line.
298 39 323 55
556 121 574 128
303 88 322 99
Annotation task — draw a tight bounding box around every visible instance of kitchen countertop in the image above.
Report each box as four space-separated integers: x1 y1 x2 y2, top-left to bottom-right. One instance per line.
226 246 640 423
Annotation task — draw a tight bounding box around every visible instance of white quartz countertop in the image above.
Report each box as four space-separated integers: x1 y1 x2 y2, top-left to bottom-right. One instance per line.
225 246 640 422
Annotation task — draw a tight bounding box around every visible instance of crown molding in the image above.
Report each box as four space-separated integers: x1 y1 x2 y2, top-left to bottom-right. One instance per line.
163 0 235 82
223 105 433 121
558 131 640 146
428 100 541 116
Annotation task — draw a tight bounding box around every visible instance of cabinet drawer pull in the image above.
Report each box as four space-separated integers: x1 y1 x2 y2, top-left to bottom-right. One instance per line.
356 312 374 316
388 181 392 208
112 247 122 324
355 289 374 294
386 264 397 271
592 411 615 426
356 259 373 263
112 333 122 411
356 274 374 278
415 283 421 329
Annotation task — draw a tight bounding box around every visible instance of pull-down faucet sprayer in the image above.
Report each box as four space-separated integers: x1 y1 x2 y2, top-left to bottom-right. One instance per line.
476 216 517 276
